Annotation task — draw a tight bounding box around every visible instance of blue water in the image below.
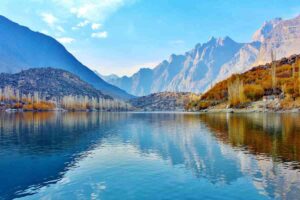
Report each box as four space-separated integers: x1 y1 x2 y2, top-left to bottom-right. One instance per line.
0 112 300 200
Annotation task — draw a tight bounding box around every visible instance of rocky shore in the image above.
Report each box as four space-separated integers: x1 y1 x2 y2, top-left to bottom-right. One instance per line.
198 99 300 113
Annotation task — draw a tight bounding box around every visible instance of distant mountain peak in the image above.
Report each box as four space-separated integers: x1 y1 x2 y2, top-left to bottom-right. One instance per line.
216 36 235 46
203 36 237 47
194 43 202 49
169 54 177 61
206 36 217 45
252 17 282 42
105 14 300 96
139 67 152 73
168 54 185 63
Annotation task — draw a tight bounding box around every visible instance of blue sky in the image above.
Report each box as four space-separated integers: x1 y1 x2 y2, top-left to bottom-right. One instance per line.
0 0 299 76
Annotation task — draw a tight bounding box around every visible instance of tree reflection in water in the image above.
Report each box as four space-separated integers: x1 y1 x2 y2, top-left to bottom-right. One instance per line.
0 112 300 199
199 113 300 199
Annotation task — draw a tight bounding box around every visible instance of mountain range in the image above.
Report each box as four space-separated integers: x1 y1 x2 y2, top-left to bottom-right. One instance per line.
0 15 133 100
102 15 300 96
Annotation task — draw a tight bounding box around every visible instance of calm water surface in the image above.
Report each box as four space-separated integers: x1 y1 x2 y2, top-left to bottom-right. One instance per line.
0 112 300 200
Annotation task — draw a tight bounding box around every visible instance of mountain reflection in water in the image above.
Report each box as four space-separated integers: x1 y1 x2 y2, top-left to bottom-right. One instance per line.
0 112 299 200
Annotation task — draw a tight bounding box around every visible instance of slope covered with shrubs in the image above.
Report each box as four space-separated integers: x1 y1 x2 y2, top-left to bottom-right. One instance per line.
186 54 300 110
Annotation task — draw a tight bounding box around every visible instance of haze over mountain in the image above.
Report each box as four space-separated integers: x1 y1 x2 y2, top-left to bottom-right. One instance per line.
0 15 133 100
104 15 300 96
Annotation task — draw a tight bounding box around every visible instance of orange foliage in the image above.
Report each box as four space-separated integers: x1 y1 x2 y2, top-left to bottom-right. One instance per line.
244 84 264 101
201 56 300 102
23 104 34 111
187 55 300 110
12 103 23 109
33 102 55 111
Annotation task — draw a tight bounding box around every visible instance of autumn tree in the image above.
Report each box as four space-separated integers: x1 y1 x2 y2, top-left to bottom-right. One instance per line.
228 76 246 107
271 50 277 94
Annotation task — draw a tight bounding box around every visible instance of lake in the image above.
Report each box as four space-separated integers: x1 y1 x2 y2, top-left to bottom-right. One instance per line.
0 112 300 200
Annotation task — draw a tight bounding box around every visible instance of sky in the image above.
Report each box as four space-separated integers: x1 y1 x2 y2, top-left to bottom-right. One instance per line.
0 0 299 76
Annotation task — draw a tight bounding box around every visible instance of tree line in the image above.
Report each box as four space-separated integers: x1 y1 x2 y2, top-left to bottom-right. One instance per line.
0 86 133 111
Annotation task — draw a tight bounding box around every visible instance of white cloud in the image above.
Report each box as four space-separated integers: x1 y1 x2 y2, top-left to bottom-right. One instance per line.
41 12 57 26
53 0 137 22
40 12 65 34
91 31 108 39
77 20 90 27
91 23 102 30
57 37 75 44
72 20 90 30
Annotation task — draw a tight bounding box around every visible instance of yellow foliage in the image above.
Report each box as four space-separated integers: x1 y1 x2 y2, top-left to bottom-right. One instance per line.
23 104 34 111
198 55 300 107
33 102 56 111
244 84 264 101
228 76 247 107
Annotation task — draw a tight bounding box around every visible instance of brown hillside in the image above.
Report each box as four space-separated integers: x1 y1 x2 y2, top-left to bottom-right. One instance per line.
186 54 300 110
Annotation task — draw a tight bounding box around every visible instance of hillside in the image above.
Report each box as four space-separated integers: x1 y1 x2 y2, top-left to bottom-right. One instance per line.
0 15 133 100
105 15 300 96
0 68 134 111
186 54 300 111
129 92 200 111
0 68 110 99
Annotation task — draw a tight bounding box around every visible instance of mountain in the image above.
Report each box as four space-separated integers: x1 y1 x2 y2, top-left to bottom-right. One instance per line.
0 68 111 99
217 14 300 84
129 92 200 111
213 42 261 84
106 15 300 96
255 15 300 65
0 15 133 100
94 71 120 83
252 18 282 43
109 37 243 96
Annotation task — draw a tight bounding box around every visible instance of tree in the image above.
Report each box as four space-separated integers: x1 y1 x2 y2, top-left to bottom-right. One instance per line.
271 50 277 94
228 76 246 107
292 62 297 98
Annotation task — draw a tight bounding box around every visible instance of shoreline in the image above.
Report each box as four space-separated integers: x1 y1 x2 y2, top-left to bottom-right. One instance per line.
198 108 300 114
2 108 300 114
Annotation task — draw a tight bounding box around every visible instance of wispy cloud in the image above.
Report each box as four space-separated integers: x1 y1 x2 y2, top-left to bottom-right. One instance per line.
38 1 137 40
91 23 102 30
56 37 75 44
41 12 57 26
91 31 108 39
54 0 137 22
41 12 65 34
77 20 90 27
72 20 90 30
